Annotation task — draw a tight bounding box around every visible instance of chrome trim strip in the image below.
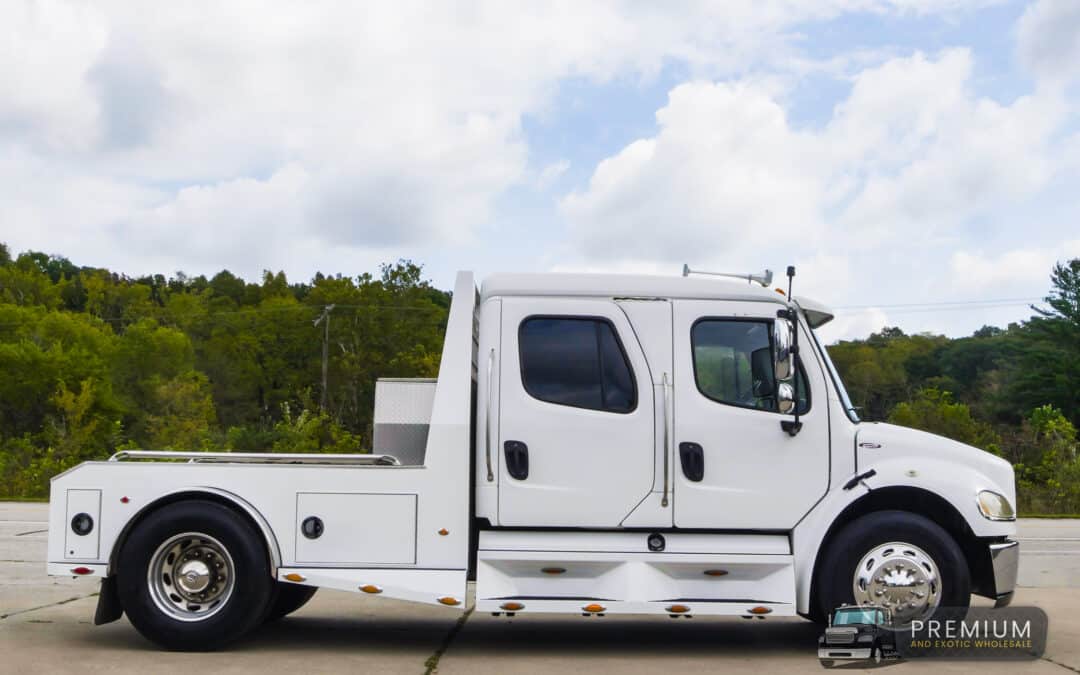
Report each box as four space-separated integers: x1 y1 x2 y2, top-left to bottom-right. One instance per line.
485 348 495 482
661 372 670 508
109 450 400 466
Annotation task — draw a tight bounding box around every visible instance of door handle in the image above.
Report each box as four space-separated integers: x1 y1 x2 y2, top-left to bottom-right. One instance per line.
679 442 704 482
504 440 529 480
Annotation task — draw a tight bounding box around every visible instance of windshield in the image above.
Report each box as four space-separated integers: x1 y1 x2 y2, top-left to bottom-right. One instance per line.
808 326 860 423
833 608 883 626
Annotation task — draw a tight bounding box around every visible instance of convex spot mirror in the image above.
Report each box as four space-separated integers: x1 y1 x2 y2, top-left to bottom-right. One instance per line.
776 382 796 414
773 316 794 382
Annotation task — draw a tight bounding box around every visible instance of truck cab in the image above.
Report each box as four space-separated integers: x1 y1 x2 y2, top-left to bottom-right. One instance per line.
819 604 897 665
47 270 1020 650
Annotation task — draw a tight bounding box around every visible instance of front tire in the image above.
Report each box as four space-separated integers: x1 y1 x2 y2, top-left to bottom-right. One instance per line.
117 500 274 650
816 510 970 624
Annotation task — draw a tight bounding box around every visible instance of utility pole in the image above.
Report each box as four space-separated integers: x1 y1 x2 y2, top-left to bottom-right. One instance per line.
313 304 335 411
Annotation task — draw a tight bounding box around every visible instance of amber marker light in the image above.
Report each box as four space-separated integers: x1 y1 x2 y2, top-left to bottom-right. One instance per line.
284 573 306 582
359 584 383 594
500 602 525 611
438 596 461 606
438 528 449 536
748 606 772 615
666 605 690 614
582 603 605 613
703 569 728 577
541 567 566 575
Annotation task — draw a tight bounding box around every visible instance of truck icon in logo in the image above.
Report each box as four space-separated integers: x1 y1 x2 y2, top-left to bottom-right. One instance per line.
818 604 899 667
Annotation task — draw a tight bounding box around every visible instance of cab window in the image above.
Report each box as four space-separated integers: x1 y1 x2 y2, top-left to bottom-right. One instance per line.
691 319 809 413
519 317 636 413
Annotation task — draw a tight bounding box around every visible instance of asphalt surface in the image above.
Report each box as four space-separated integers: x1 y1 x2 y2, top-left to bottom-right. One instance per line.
2 502 1079 674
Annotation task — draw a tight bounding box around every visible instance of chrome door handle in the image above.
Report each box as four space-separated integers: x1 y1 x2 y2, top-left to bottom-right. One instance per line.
485 348 495 482
662 372 670 507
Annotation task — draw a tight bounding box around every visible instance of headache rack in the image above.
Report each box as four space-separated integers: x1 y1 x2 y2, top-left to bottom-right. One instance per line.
108 450 401 466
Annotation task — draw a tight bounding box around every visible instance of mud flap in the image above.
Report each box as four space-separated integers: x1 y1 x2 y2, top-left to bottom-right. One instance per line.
94 576 123 625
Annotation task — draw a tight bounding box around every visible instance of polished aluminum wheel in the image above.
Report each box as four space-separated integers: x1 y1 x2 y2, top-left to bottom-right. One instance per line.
853 541 940 623
147 532 235 622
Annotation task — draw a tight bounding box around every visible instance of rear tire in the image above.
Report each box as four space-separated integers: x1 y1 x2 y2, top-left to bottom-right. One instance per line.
117 500 274 651
815 510 970 624
266 582 318 621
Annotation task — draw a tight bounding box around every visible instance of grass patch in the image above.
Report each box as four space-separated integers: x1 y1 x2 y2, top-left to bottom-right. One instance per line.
0 496 48 503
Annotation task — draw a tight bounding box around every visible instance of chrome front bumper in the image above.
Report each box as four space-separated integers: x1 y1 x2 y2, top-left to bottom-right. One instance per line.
818 647 872 660
990 539 1019 607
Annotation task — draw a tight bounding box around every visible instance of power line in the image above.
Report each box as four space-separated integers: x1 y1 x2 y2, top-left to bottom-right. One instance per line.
834 297 1042 310
842 303 1037 316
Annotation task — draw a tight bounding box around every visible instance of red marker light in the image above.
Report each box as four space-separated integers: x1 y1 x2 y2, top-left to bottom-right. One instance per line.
120 496 130 504
72 567 93 575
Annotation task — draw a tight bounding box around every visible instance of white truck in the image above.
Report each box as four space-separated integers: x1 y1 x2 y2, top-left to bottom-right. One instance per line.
47 269 1019 651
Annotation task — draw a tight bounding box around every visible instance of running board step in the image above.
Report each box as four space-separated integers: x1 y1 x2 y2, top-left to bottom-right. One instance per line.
476 531 796 616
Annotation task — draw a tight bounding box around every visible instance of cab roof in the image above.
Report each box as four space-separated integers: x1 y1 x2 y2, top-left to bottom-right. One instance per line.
479 272 835 327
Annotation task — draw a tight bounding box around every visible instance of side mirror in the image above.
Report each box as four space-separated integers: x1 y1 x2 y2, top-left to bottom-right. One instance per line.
773 317 793 381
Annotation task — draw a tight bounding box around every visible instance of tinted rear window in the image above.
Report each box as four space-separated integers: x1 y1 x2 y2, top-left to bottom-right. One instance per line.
519 317 636 413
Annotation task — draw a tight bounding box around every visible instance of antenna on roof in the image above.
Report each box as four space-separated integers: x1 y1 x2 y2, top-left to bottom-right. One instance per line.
682 264 773 288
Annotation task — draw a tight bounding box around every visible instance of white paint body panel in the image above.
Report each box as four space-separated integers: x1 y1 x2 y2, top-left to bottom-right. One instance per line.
671 301 831 529
295 493 417 565
47 270 1017 624
496 297 655 527
64 489 101 560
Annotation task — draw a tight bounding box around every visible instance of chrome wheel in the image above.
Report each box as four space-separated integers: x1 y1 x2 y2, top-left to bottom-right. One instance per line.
147 532 235 622
853 541 940 623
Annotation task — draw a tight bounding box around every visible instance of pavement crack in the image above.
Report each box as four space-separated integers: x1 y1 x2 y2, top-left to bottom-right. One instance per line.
15 529 48 536
0 592 97 620
424 606 473 675
1043 656 1080 673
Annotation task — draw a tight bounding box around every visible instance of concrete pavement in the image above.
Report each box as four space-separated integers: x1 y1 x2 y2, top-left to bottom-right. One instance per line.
2 503 1078 674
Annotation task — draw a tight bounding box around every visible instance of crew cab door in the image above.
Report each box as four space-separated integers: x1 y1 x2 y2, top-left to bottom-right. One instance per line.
496 297 655 527
672 300 830 529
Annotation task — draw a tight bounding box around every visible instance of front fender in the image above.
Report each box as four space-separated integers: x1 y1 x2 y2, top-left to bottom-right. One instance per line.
792 457 1017 615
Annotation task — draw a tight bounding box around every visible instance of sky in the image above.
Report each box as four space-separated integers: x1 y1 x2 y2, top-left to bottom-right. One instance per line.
2 0 1079 342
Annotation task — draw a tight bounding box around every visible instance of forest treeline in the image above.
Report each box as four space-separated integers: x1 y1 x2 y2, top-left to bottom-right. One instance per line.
0 242 448 497
828 259 1080 514
0 241 1077 513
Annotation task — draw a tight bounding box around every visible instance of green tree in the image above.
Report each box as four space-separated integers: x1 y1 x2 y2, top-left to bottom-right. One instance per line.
1010 406 1080 514
1007 259 1080 428
888 388 1000 453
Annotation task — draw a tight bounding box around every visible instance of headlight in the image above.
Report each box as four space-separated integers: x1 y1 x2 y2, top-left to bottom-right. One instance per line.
857 634 874 643
977 490 1015 521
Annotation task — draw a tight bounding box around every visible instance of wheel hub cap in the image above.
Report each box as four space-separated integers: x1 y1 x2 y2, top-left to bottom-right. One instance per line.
853 541 940 623
177 560 211 594
147 532 235 622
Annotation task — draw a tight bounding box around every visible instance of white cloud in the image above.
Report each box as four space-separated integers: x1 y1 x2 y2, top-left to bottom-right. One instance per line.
536 160 571 191
817 307 891 344
561 49 1069 263
949 241 1080 292
1017 0 1080 84
561 79 826 263
0 0 1019 280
